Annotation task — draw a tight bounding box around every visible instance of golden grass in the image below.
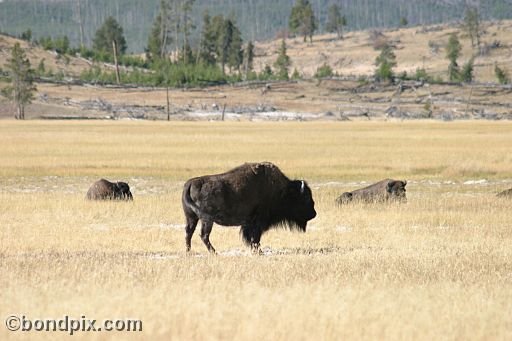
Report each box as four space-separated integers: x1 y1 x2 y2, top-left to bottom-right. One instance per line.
1 121 512 340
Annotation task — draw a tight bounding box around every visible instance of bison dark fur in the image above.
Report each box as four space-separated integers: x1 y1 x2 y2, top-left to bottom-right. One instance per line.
336 179 407 204
86 179 133 201
497 188 512 198
182 162 317 253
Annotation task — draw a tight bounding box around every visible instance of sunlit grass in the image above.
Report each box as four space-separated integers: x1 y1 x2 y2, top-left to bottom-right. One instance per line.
0 121 511 340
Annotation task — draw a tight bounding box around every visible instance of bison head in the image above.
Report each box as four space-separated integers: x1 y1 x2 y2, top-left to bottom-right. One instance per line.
336 192 353 205
285 180 316 231
115 182 133 200
386 180 407 201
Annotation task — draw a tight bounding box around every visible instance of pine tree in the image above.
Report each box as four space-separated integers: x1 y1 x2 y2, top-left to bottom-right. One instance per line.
460 58 474 83
180 0 196 65
274 39 291 80
214 16 233 75
375 43 397 82
446 33 462 81
463 6 480 49
242 41 255 79
1 43 37 120
326 4 346 39
228 23 243 72
93 16 127 56
197 11 217 66
289 0 317 43
146 13 165 61
494 64 509 84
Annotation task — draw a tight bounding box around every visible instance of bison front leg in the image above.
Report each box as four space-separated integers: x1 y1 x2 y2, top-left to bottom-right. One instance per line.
241 226 262 254
200 220 216 254
185 214 199 252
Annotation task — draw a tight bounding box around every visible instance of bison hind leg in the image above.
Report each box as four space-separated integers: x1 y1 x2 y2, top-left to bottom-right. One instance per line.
200 220 216 254
185 213 199 252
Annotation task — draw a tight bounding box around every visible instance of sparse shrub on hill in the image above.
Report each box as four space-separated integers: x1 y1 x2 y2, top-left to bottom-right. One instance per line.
494 63 509 84
374 43 396 82
314 63 333 78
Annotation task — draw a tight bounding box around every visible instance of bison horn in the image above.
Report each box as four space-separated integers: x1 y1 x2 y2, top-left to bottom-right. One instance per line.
300 181 305 194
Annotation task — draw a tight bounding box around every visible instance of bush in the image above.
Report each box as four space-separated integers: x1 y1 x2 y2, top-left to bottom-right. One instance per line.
314 64 333 78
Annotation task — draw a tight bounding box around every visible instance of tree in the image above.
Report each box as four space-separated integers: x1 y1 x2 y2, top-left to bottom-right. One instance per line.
289 0 317 43
93 16 127 56
460 58 474 83
399 17 408 27
214 16 233 74
1 43 37 120
146 13 166 61
180 0 196 65
494 64 509 84
463 6 480 49
197 11 217 66
228 22 243 72
446 33 462 81
326 4 346 39
20 29 32 42
274 39 291 80
375 43 396 82
242 41 255 79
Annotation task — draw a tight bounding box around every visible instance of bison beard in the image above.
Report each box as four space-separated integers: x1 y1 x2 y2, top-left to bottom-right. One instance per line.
181 162 316 253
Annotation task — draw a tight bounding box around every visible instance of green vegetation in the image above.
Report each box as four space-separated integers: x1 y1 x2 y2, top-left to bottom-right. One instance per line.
494 64 510 84
325 4 346 39
446 33 462 82
0 43 37 119
289 0 317 43
374 44 397 82
273 39 291 80
314 64 334 78
463 6 481 48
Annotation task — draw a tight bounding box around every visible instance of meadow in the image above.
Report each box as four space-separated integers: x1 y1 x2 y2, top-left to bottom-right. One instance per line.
1 120 511 340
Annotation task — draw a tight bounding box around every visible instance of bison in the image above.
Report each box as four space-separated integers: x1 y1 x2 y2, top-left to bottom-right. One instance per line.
182 162 317 253
497 188 512 198
336 178 407 204
86 179 133 201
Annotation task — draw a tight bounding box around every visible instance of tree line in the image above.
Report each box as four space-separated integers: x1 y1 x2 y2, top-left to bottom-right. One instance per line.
2 0 512 52
1 1 511 119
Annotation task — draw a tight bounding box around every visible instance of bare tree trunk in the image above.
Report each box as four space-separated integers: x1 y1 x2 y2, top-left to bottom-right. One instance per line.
112 40 120 85
166 86 170 121
77 0 85 48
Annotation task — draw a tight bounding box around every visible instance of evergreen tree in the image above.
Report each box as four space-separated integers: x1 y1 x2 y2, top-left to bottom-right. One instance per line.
326 4 346 39
180 0 196 65
446 33 462 81
1 43 37 120
214 16 233 74
289 0 317 43
374 43 397 82
463 6 480 48
242 41 255 79
197 11 217 66
93 16 127 56
228 23 243 72
274 39 291 80
146 13 165 61
494 63 509 84
460 58 474 83
399 17 408 27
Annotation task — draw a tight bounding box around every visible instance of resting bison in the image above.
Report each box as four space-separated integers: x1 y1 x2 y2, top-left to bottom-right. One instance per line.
182 162 317 253
336 179 407 204
86 179 133 200
497 188 512 198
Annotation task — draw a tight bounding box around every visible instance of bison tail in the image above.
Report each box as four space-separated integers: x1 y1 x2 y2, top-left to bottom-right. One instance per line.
182 181 201 216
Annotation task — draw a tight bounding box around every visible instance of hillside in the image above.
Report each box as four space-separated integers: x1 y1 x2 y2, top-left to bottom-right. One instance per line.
1 21 512 121
1 0 512 52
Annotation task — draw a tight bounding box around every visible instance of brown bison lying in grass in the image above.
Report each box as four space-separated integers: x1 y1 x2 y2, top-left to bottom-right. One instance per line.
497 188 512 198
336 179 407 204
86 179 133 201
182 162 317 253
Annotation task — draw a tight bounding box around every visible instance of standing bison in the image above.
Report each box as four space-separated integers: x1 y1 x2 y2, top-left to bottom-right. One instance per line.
86 179 133 201
336 179 407 204
182 162 317 253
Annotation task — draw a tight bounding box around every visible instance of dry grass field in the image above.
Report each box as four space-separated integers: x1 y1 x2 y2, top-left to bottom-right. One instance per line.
1 120 512 340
